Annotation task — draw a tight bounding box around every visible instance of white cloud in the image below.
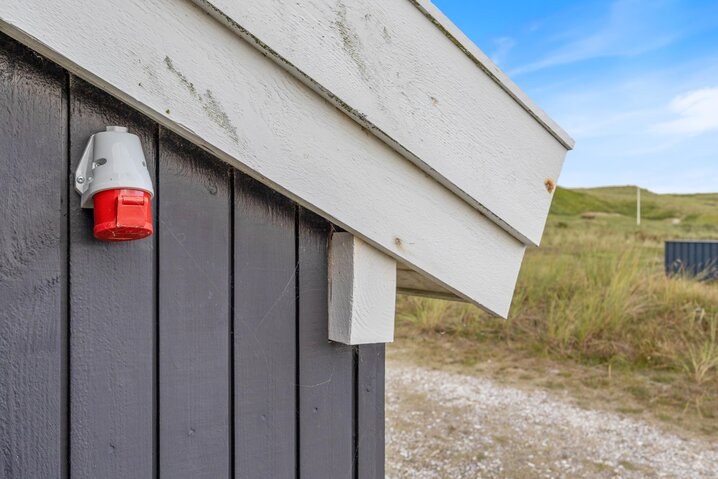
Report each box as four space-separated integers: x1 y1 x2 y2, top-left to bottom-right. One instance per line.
653 87 718 136
541 69 718 193
510 0 679 75
480 0 718 193
490 37 516 66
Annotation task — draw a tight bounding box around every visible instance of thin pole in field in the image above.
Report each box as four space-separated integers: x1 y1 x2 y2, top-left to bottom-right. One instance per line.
637 186 641 226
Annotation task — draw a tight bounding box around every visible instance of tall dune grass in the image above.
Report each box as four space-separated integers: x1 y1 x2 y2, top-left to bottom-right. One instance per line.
396 214 718 386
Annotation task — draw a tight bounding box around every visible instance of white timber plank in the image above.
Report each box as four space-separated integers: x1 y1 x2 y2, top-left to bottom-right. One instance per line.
410 0 573 148
329 233 396 345
396 266 461 302
0 0 526 316
191 0 572 246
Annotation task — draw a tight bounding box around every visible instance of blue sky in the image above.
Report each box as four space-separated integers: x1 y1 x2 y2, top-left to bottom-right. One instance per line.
433 0 718 193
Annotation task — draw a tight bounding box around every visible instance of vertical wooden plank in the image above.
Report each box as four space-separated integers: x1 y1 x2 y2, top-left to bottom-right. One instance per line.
297 209 354 479
0 33 66 479
69 77 156 479
357 344 385 479
234 174 296 478
158 129 231 478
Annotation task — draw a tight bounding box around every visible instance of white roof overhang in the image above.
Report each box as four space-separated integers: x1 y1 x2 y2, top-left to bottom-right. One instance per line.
0 0 572 317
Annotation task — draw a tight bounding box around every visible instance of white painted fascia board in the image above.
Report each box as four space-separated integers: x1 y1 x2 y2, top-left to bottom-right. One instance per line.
190 0 572 246
329 233 396 345
410 0 574 150
0 0 526 317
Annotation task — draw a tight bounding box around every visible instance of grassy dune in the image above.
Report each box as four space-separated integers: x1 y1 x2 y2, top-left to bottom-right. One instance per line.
396 186 718 426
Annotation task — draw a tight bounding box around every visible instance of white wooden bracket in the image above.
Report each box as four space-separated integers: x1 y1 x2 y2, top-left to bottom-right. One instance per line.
328 232 396 345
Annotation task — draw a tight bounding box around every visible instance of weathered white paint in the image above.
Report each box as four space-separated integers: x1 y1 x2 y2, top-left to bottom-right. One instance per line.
191 0 572 246
0 0 527 316
410 0 571 147
329 233 396 345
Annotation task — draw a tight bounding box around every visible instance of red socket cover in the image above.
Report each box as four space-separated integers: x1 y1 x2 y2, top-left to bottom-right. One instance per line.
93 188 153 241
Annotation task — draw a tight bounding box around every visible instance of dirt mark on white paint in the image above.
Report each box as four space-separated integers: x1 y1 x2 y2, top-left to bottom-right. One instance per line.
164 56 241 145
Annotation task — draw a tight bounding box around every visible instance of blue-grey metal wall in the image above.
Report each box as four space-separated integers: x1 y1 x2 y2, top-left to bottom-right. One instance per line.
665 240 718 280
0 32 385 479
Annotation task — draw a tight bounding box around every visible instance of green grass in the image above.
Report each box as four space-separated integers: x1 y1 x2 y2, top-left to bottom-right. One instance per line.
552 186 718 224
396 185 718 418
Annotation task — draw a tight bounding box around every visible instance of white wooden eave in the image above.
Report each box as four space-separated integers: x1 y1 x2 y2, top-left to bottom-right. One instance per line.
0 0 572 323
193 0 574 246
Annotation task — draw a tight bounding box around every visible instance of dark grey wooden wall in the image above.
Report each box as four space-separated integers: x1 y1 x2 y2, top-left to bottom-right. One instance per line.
0 33 384 479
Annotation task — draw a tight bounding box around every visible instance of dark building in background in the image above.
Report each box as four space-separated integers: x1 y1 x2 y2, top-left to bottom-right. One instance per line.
665 240 718 281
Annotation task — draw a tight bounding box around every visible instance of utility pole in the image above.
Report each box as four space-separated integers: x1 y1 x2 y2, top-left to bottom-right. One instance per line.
637 186 641 226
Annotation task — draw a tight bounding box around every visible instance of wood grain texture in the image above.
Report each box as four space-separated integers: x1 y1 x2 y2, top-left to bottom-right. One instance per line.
234 174 297 479
0 0 527 316
158 128 231 478
0 33 66 479
329 233 396 345
69 77 156 479
396 265 460 302
193 0 571 246
298 209 354 478
407 0 572 147
357 344 385 479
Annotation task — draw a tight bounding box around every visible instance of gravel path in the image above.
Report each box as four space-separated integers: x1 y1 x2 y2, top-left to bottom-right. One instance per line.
386 363 718 478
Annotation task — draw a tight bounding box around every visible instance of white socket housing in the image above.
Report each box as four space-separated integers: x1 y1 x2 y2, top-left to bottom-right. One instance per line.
74 126 154 208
